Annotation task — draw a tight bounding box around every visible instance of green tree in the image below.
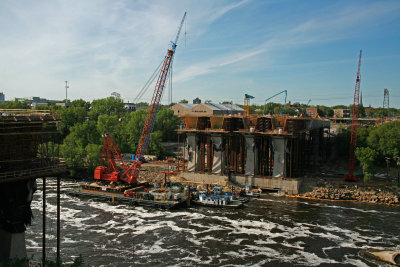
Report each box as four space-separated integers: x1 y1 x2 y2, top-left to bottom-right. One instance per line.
355 147 378 181
60 121 101 175
147 130 166 159
97 114 119 136
89 97 125 120
154 109 179 142
59 106 88 137
72 99 91 111
0 100 29 109
116 110 147 153
367 120 400 160
356 127 371 148
85 144 102 173
179 99 188 104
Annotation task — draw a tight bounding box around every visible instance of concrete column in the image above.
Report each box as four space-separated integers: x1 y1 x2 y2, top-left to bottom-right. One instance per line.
186 133 197 172
211 135 222 174
244 135 255 176
272 136 287 177
0 229 27 262
254 138 259 175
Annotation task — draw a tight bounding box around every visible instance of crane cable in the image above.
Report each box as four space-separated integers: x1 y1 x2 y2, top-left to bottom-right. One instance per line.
133 58 164 103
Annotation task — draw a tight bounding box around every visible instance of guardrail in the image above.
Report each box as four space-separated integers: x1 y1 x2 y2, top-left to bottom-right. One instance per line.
0 163 67 183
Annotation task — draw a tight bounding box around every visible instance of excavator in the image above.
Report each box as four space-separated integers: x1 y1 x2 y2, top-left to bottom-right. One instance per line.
86 12 187 192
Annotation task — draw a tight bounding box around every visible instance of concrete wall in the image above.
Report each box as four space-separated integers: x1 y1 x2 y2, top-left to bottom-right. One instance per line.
179 172 301 195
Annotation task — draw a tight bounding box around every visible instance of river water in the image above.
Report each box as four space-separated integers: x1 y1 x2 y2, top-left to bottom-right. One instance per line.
26 178 399 266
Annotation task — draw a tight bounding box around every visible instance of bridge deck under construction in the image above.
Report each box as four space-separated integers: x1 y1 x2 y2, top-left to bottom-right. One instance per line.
176 115 330 193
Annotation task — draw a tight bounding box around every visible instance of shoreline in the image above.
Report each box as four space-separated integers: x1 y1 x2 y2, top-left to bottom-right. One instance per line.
295 177 400 205
284 194 400 207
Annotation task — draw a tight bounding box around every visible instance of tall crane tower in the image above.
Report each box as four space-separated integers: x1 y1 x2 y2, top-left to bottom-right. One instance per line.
345 50 362 182
94 12 187 184
383 88 389 121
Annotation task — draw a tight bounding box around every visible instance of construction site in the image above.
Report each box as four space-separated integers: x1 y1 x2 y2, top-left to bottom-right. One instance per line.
175 114 330 195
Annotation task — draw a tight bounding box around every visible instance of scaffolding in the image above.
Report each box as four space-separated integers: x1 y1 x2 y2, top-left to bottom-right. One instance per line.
0 110 66 264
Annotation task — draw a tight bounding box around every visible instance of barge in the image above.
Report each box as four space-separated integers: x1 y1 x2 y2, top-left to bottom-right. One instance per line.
67 182 188 209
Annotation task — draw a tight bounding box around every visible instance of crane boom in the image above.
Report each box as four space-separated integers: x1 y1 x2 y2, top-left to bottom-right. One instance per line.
94 12 187 184
345 50 362 181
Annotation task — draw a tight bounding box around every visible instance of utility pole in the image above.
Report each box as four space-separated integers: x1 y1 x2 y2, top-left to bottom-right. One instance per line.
65 81 69 107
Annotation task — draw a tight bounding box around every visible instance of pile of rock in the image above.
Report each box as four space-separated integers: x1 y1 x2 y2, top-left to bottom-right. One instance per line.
302 184 400 204
138 170 165 185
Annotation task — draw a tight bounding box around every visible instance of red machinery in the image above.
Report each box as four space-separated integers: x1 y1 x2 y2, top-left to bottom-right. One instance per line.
94 134 132 182
94 12 187 184
345 50 362 181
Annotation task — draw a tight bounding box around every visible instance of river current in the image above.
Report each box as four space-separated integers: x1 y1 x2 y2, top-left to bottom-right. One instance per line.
25 178 400 266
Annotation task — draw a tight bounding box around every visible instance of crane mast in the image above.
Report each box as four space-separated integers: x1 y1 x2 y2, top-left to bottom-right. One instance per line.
345 50 362 182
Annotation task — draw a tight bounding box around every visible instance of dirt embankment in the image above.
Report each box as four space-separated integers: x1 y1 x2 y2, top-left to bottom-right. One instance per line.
300 181 400 205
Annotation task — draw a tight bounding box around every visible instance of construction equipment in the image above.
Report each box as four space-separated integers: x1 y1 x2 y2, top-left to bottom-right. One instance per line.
264 90 287 115
345 50 362 182
244 94 254 116
94 12 187 184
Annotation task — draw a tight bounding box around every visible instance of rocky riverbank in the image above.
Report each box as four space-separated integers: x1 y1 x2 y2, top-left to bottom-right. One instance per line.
301 183 400 205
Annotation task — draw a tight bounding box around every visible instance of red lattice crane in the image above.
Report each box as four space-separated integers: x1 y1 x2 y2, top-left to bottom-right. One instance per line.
94 12 187 184
345 50 362 182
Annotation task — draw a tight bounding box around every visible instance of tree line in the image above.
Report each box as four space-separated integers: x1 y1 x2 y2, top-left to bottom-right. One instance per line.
1 99 398 178
1 98 178 176
335 120 400 181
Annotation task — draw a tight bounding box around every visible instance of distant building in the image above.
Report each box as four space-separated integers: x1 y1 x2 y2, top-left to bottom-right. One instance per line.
305 107 321 118
193 97 201 104
0 92 4 103
334 109 350 118
31 102 49 108
171 103 196 116
13 96 60 106
124 102 136 113
171 102 244 117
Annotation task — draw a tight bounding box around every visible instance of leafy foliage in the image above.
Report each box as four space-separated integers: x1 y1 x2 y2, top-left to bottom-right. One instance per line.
0 100 29 109
355 147 378 180
89 97 125 120
367 120 400 160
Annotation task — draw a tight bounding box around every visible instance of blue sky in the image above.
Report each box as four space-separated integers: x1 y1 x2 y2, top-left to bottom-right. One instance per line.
1 0 399 107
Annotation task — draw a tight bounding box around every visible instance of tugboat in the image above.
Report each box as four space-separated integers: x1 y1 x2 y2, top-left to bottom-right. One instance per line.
191 187 245 208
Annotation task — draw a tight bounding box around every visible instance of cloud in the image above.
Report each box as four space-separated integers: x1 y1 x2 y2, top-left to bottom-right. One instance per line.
0 0 250 100
174 1 400 83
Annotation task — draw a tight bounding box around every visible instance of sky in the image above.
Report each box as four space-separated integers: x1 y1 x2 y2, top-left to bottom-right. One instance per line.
1 0 399 108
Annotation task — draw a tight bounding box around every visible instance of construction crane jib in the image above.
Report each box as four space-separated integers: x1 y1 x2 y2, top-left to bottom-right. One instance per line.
94 12 187 184
264 90 287 115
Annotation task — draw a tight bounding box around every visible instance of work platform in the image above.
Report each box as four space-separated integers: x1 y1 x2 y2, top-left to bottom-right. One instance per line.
177 115 330 193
